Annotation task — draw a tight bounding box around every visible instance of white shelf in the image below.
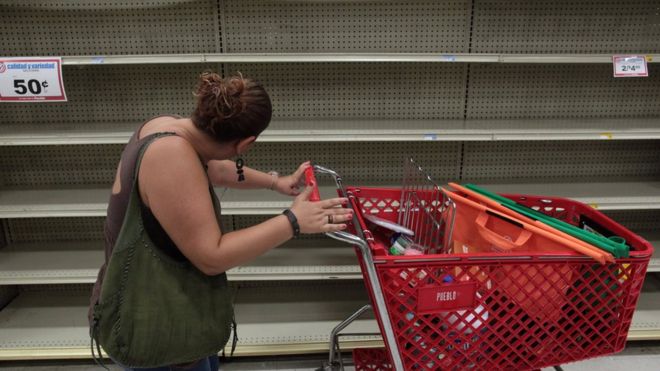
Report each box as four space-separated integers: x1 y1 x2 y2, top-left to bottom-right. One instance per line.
629 275 660 341
0 122 137 146
481 182 660 211
0 232 654 285
218 187 341 215
0 231 653 285
2 181 658 218
1 118 659 145
0 188 109 218
0 239 360 285
467 118 660 141
643 230 660 273
0 186 296 218
57 53 660 65
0 241 103 285
62 53 498 65
499 54 659 64
0 283 380 360
2 277 660 361
0 119 467 146
229 239 360 281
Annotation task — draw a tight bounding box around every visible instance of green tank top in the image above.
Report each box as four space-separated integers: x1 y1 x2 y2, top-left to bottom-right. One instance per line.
91 132 235 368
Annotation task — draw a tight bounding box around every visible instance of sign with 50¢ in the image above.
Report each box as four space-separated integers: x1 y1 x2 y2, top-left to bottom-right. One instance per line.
0 57 67 102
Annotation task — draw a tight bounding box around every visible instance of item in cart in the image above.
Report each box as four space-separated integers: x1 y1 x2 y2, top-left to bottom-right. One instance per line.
463 183 629 258
444 188 599 257
390 233 413 255
444 189 574 322
365 213 415 236
579 214 629 253
433 276 489 370
448 182 614 264
450 253 492 290
403 245 425 255
439 276 489 332
393 237 426 256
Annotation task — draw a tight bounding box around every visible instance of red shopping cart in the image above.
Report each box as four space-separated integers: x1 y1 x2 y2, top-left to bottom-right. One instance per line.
314 159 653 371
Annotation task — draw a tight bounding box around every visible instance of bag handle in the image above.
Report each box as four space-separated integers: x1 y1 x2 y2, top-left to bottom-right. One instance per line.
133 132 177 181
475 211 532 252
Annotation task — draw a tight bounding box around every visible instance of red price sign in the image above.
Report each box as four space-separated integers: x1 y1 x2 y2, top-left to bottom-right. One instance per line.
0 57 67 102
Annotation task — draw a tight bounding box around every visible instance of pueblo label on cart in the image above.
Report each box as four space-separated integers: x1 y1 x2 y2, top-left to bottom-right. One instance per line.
417 281 477 314
0 57 67 102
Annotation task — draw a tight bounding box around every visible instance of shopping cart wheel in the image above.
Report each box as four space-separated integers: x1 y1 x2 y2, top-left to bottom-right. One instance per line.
317 362 341 371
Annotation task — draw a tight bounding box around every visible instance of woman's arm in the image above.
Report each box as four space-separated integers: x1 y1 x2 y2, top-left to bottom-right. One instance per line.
139 138 350 276
207 159 310 195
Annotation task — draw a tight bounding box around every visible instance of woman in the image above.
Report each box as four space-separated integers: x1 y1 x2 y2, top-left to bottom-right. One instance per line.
89 72 352 371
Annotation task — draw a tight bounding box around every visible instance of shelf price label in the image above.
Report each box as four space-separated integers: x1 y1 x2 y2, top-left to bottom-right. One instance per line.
612 55 648 78
0 57 67 102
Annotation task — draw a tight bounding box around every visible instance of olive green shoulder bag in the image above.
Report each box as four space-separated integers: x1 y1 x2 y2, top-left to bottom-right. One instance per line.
91 133 235 368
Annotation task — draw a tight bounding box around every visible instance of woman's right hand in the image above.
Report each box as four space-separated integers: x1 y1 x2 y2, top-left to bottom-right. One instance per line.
289 183 353 234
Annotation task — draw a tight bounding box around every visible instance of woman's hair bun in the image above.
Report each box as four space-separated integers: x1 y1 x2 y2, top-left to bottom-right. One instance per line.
192 71 272 142
195 72 246 119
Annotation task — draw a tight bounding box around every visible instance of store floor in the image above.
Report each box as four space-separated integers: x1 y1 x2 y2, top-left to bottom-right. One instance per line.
1 342 660 371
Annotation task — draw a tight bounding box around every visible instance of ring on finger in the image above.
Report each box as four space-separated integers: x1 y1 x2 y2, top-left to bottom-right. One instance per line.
328 215 333 224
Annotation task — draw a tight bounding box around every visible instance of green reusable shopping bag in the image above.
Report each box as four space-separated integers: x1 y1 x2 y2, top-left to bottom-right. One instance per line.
91 133 235 368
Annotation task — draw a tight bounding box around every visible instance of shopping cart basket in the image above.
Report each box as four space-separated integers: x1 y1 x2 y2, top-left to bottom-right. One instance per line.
313 159 653 371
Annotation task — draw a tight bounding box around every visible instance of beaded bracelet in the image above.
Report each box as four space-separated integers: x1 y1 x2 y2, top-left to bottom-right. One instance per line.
268 171 279 190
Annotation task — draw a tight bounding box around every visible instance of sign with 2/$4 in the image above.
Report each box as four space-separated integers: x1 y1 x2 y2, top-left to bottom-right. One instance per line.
612 55 649 78
0 57 67 102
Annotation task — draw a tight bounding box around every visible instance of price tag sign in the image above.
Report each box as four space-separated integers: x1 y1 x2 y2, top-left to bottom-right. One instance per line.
0 57 67 102
612 55 648 77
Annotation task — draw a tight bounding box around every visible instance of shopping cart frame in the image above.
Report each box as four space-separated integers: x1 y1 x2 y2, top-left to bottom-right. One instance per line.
312 164 405 371
313 164 652 371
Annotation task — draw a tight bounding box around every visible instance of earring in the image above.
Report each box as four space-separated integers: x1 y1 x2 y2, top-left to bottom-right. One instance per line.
236 157 245 182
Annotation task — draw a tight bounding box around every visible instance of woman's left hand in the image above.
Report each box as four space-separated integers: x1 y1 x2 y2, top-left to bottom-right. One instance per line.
273 161 311 196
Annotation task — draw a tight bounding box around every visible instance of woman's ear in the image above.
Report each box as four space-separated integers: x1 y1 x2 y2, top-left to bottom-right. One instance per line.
236 136 257 155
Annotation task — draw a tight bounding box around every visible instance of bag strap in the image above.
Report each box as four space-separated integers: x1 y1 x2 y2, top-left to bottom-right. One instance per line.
133 132 216 190
90 322 108 370
133 132 178 182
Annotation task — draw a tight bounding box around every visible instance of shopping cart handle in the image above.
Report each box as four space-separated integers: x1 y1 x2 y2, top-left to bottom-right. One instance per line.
304 166 321 202
312 164 340 178
309 164 348 199
326 230 368 250
308 164 370 249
